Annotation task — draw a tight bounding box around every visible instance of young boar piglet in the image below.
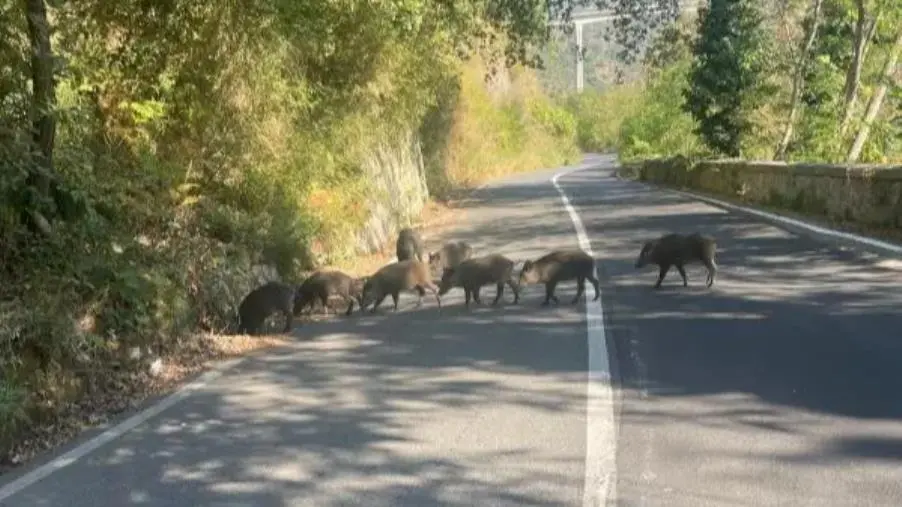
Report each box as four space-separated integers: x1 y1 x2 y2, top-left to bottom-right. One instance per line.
360 260 441 313
428 241 474 274
518 249 600 306
293 270 368 317
396 227 426 262
437 253 520 308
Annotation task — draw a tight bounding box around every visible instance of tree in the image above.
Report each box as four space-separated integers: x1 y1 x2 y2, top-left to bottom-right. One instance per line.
838 0 883 135
642 10 698 77
846 28 902 161
682 0 771 157
483 0 695 76
22 0 57 236
594 0 686 68
775 0 826 159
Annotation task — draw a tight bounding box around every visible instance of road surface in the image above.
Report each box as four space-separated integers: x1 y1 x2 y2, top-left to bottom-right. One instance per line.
2 153 902 506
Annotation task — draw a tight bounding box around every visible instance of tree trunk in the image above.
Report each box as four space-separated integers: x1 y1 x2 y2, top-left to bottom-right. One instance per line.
839 0 879 135
846 30 902 162
774 0 824 160
24 0 57 236
25 0 56 179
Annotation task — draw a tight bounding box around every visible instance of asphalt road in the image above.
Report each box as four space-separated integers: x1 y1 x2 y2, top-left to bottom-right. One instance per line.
557 159 902 506
2 154 902 506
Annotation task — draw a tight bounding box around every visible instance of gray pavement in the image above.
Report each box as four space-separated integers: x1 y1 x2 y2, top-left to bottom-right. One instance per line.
558 159 902 506
0 163 600 507
3 153 902 506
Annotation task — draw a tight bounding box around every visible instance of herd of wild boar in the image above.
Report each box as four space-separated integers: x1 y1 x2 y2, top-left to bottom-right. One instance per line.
236 227 718 335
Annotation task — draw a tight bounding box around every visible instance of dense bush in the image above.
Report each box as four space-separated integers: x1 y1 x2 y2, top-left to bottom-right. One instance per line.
618 60 708 162
561 85 644 153
440 61 580 187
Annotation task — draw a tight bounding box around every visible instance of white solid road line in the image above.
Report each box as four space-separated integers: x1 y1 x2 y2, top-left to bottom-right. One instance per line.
0 358 245 502
551 163 617 507
666 187 902 256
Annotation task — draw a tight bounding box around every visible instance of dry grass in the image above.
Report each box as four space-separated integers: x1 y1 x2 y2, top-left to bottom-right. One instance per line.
331 195 472 276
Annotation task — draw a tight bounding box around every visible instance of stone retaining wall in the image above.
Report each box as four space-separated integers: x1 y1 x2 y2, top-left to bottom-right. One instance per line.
622 157 902 230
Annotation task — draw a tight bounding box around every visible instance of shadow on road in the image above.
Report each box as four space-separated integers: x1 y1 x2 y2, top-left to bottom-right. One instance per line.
14 158 902 506
559 168 902 481
10 164 603 507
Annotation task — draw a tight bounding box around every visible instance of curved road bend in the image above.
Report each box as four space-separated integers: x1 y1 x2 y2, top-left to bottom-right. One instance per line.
2 153 902 506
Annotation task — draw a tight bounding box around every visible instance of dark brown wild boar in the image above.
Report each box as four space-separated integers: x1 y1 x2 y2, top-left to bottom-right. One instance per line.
237 281 295 335
293 270 368 317
634 232 717 288
518 249 600 306
437 253 519 308
396 227 426 262
360 260 441 313
428 241 474 273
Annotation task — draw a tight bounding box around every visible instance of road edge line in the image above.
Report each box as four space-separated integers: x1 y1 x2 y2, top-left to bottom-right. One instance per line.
552 164 617 507
619 172 902 256
0 357 245 501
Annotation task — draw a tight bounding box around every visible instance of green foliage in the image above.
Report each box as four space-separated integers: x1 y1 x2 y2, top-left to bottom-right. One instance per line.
534 0 902 171
530 97 579 141
683 0 775 157
438 59 579 188
619 60 708 162
613 0 902 165
591 0 692 74
545 10 707 162
643 11 699 76
560 85 644 152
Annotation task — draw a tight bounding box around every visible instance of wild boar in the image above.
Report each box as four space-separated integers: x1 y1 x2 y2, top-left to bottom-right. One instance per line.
428 240 474 274
293 270 367 317
437 253 519 308
519 249 600 306
359 260 441 313
396 227 426 262
635 232 717 288
237 281 296 335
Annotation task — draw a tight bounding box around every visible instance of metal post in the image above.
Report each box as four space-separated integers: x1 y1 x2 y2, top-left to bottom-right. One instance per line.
548 1 703 92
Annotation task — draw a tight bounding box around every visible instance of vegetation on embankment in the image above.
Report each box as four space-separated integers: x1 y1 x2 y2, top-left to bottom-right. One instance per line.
559 0 902 165
0 0 581 463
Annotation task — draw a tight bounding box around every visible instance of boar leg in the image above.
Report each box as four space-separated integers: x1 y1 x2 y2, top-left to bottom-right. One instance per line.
587 273 601 301
675 263 688 287
507 279 520 304
492 282 504 306
571 276 586 305
654 263 671 289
